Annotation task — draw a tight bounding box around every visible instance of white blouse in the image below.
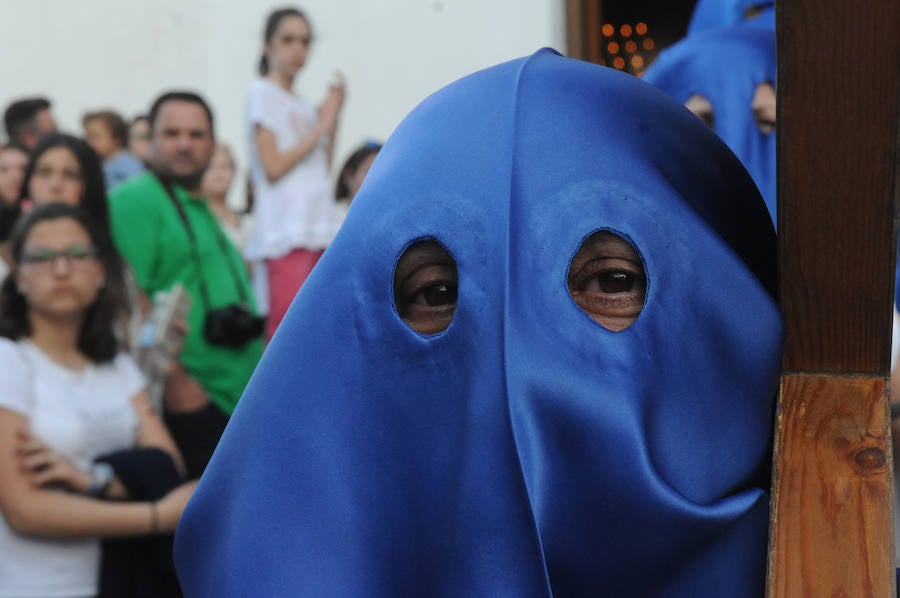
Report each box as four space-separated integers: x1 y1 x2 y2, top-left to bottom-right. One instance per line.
0 338 144 598
244 78 342 261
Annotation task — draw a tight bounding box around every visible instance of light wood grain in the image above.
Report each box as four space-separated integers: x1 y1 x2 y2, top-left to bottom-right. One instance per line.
768 375 893 597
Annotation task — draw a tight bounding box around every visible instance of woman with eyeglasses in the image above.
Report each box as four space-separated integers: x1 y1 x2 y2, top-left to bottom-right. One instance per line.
0 203 195 598
15 133 140 345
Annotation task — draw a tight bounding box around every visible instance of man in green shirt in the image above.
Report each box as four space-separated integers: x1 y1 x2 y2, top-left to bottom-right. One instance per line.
109 91 264 478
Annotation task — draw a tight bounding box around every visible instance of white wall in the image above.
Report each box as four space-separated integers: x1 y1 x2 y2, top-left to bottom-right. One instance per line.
0 0 564 207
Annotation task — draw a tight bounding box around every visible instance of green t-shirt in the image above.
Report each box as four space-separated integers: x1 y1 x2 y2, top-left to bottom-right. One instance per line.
109 172 263 415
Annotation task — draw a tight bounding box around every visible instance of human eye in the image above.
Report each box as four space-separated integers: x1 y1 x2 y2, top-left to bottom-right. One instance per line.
64 245 96 261
752 82 776 135
21 247 56 265
755 118 775 135
394 240 458 335
685 94 715 130
581 269 641 294
33 165 53 178
408 279 458 308
568 231 646 331
754 115 775 135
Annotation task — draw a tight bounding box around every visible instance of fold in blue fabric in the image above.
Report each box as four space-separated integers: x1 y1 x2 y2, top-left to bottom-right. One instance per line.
175 49 783 596
643 27 777 226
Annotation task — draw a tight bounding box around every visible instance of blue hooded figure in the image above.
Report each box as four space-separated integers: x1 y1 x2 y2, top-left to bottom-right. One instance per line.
643 27 777 226
174 49 782 596
687 0 775 35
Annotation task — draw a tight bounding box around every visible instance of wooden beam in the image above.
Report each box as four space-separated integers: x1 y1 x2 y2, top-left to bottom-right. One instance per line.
565 0 604 63
769 375 891 596
565 0 586 60
768 0 900 596
584 0 602 64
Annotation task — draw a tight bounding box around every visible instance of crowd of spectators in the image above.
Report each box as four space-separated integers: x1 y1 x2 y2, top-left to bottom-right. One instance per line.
0 7 378 591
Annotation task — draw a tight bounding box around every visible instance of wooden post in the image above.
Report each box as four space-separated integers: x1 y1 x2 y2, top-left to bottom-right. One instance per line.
565 0 602 62
565 0 587 60
767 1 900 596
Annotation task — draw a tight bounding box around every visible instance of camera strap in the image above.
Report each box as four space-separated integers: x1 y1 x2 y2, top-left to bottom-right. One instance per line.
150 171 251 312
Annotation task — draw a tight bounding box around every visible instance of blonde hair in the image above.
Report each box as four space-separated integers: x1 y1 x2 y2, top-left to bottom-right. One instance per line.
214 143 236 170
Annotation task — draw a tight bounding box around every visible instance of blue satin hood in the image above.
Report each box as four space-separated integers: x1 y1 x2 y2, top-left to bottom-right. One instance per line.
175 49 782 596
743 5 776 30
687 0 775 35
643 27 777 225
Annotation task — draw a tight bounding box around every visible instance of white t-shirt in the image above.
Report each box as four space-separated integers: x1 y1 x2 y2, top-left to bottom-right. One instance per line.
0 338 144 598
244 78 342 261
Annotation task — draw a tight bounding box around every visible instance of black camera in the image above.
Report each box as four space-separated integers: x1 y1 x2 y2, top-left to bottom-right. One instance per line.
204 304 265 348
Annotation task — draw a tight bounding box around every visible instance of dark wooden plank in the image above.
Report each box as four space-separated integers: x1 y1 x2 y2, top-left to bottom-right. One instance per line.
778 0 900 374
768 375 892 597
565 0 586 60
584 0 602 64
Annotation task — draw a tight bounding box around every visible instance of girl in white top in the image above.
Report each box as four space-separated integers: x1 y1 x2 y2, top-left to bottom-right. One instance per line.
245 6 346 339
0 203 194 598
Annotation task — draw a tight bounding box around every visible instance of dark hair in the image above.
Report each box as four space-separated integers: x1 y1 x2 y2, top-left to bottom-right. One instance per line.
3 97 51 144
0 143 29 241
335 142 382 201
147 91 215 136
0 141 28 192
1 141 29 155
0 203 121 361
259 7 312 75
18 133 108 226
16 134 129 334
83 110 129 148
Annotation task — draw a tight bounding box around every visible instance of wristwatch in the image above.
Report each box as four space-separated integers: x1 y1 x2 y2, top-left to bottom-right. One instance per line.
88 462 115 497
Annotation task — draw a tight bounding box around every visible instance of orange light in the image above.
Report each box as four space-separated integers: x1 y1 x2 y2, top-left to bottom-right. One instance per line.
607 41 620 54
625 40 637 53
620 24 633 37
630 55 644 69
602 24 615 37
636 22 648 35
613 57 626 69
642 38 655 51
